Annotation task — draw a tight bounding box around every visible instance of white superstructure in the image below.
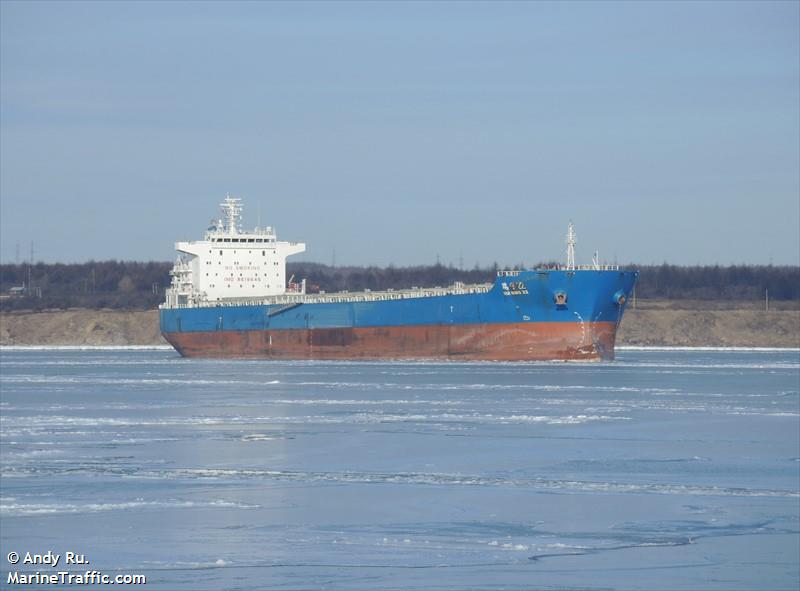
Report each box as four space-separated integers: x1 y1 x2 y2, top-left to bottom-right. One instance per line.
164 195 306 307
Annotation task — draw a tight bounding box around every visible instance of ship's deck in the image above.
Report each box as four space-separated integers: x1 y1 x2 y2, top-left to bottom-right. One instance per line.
160 282 494 310
160 266 622 311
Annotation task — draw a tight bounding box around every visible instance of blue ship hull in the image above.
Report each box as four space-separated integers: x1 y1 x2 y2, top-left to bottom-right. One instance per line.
160 269 638 361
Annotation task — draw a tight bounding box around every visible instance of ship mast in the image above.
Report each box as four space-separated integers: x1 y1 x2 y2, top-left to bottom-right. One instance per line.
220 194 243 235
566 222 577 270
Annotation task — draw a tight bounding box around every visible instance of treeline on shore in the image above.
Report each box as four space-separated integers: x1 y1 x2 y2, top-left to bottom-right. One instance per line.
1 261 798 311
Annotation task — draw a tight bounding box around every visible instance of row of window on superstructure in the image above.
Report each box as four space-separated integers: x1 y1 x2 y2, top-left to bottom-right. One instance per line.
207 256 280 262
211 237 275 243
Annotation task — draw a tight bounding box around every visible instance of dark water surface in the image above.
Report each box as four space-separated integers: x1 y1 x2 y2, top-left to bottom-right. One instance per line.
1 348 798 590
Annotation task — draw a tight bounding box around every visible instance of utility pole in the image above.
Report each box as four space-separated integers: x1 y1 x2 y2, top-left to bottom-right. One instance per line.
27 241 33 296
765 288 769 312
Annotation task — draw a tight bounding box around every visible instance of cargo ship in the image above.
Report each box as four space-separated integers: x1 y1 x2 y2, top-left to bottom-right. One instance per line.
159 196 637 361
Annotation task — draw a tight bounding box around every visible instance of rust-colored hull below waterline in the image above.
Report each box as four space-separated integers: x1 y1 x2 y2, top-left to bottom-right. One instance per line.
162 321 620 361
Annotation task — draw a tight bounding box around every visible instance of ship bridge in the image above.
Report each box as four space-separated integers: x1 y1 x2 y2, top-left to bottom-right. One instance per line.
165 196 305 307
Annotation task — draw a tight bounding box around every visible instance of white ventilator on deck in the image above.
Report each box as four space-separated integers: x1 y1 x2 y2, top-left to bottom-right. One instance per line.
164 196 306 307
566 222 577 270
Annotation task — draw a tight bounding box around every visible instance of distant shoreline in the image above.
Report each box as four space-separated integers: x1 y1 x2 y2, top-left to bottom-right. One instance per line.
1 302 798 349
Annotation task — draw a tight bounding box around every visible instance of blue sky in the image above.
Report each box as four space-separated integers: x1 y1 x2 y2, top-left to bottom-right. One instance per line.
1 1 798 266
